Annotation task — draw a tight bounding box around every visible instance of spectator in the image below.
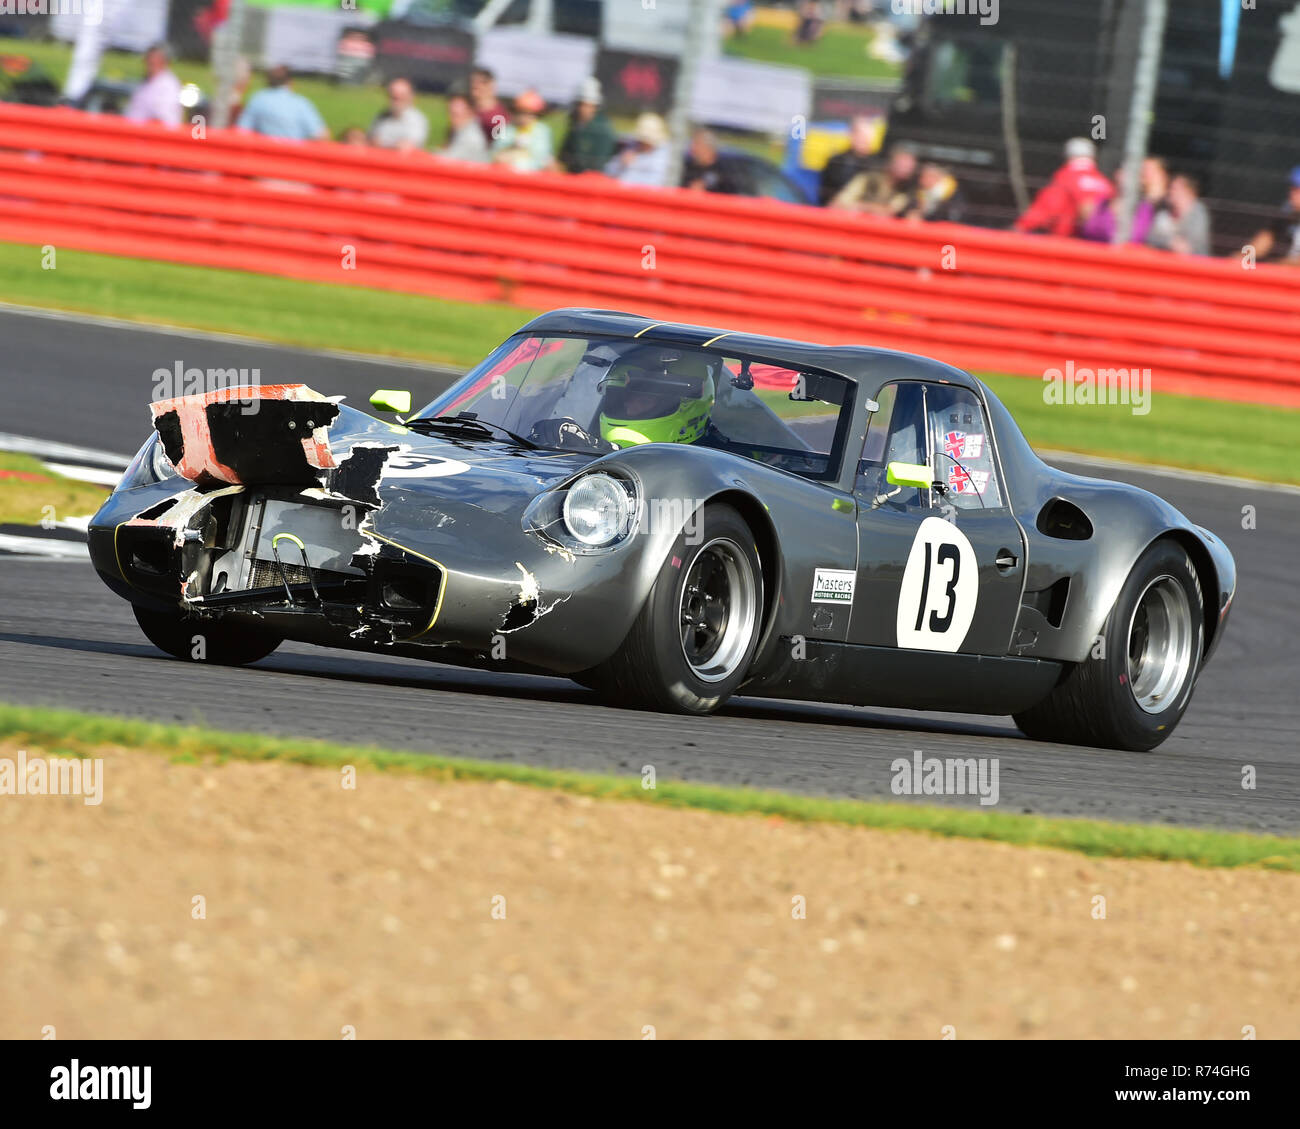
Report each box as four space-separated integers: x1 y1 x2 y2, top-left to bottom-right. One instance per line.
867 3 921 65
369 78 428 152
492 90 553 172
604 113 670 187
1136 156 1171 239
470 66 510 145
61 0 130 104
335 28 375 85
829 143 917 215
818 117 886 205
1078 157 1168 244
1248 166 1300 264
723 1 756 37
123 43 182 128
1013 137 1113 238
237 65 327 141
793 0 826 45
556 77 617 174
439 90 489 163
1146 173 1211 256
905 162 965 223
682 128 747 194
338 125 368 146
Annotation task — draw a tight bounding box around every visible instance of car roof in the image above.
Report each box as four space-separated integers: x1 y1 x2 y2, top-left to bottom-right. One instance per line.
515 308 981 389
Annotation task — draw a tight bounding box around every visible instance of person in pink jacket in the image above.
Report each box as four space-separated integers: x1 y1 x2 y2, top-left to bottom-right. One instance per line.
1014 137 1114 238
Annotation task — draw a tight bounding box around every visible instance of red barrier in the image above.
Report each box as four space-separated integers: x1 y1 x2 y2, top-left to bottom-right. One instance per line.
2 104 1298 405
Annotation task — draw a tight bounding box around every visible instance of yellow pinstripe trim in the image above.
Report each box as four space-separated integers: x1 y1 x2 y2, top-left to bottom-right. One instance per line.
701 332 732 347
633 323 661 338
112 522 137 590
366 530 449 640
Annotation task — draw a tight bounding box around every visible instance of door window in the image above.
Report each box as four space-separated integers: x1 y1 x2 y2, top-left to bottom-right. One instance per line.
924 384 1004 509
858 381 929 511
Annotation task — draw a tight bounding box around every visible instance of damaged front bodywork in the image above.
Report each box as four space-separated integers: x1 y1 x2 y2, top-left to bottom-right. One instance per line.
88 384 662 671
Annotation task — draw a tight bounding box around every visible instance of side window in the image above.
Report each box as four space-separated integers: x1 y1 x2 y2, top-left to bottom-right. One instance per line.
706 360 849 480
857 381 928 511
925 384 1003 509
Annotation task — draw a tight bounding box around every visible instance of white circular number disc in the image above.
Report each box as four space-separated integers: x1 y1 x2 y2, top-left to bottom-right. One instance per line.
382 453 471 478
896 516 978 652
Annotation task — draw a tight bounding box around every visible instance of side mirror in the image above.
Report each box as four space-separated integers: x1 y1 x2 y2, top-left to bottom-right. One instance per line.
370 389 412 416
886 460 935 490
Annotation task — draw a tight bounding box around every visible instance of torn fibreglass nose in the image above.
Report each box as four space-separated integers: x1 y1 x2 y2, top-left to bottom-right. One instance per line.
150 384 340 489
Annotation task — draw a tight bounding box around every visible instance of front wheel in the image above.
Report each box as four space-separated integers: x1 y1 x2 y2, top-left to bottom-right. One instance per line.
585 503 764 714
133 605 282 667
1013 539 1204 751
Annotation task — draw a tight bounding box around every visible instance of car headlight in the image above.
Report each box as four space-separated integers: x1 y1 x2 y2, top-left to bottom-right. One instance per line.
117 432 178 490
561 472 634 547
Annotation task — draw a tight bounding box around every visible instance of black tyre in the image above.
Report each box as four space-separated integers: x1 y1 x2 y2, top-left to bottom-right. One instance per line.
1013 539 1204 751
132 605 282 667
587 503 764 714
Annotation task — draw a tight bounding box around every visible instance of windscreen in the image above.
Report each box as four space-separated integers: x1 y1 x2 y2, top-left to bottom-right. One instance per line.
415 335 854 480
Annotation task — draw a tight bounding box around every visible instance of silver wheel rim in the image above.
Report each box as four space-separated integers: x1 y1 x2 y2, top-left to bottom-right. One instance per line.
678 537 758 683
1126 575 1195 714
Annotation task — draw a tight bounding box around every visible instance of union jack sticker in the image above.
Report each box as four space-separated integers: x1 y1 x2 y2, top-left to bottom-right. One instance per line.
947 464 990 495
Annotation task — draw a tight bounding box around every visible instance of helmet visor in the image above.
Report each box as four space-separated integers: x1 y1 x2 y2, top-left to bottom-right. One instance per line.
601 368 705 421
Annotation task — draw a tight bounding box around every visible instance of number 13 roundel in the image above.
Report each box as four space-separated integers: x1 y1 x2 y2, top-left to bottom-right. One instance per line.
896 517 978 652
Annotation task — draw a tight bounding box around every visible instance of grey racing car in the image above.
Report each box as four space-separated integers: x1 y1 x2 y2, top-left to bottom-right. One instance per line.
88 308 1235 751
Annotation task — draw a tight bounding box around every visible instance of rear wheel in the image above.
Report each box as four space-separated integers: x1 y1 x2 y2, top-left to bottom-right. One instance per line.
585 503 763 713
133 605 282 666
1013 539 1204 751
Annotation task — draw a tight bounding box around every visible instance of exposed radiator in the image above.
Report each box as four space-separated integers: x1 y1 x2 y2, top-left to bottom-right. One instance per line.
250 559 312 589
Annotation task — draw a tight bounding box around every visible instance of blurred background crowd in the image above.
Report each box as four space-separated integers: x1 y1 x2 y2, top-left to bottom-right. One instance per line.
2 0 1298 263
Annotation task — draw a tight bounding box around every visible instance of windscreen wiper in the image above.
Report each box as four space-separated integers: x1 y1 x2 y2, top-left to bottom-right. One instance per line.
408 412 537 449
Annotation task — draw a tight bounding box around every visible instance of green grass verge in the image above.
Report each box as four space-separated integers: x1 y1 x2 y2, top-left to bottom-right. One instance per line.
981 373 1298 485
2 703 1297 873
0 241 530 370
724 22 900 81
0 450 107 525
5 239 1300 483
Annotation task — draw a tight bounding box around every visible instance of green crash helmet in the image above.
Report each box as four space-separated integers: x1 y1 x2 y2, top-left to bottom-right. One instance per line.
598 362 716 448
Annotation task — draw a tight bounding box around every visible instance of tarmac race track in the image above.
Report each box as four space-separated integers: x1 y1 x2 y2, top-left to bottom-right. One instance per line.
1 305 1295 832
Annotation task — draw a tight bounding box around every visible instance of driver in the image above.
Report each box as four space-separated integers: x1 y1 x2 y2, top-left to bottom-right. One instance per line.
597 354 716 448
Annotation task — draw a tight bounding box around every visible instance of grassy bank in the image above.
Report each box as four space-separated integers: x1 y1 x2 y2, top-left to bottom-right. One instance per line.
980 372 1294 484
0 241 526 370
2 703 1297 872
724 20 900 81
0 451 106 526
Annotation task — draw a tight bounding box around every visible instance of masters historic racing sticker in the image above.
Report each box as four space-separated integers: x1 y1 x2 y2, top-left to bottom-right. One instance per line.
812 568 856 604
